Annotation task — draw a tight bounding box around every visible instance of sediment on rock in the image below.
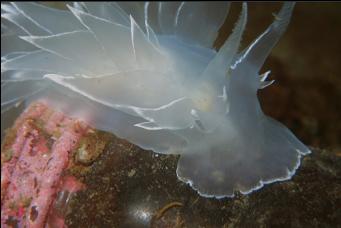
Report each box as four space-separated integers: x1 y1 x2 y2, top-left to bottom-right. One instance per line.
1 102 340 228
65 136 340 227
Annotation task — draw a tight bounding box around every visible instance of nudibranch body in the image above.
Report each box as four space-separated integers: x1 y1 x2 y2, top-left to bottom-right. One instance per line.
1 2 311 198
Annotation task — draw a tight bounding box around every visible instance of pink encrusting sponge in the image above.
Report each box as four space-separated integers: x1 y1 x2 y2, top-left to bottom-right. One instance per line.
1 102 86 227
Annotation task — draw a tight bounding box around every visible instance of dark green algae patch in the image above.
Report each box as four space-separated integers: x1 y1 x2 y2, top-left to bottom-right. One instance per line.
64 131 341 228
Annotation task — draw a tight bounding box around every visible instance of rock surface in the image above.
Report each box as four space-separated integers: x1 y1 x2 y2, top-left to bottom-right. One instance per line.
65 131 341 228
1 103 340 228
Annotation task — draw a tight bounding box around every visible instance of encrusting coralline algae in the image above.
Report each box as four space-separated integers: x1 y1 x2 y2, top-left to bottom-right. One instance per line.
1 2 310 199
1 102 87 227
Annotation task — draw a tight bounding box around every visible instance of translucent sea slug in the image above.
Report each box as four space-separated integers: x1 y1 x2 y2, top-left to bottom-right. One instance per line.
1 2 311 198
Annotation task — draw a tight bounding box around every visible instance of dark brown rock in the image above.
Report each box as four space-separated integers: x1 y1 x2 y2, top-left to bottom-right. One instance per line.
65 132 341 228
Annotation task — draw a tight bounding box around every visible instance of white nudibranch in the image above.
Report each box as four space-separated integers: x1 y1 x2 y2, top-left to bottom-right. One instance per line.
1 2 311 198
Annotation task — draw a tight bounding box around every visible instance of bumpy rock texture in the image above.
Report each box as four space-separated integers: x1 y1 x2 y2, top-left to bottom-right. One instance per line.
2 106 340 227
65 131 341 228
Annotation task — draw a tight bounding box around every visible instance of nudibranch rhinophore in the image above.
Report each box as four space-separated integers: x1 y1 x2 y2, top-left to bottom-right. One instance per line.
1 2 311 198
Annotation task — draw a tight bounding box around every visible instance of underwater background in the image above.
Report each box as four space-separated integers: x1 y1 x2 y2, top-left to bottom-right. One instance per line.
216 2 341 156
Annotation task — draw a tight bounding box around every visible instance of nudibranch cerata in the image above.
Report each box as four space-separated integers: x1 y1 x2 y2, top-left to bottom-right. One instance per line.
1 2 311 198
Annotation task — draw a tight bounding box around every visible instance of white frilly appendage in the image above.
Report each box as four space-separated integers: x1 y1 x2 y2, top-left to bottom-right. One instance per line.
1 2 311 198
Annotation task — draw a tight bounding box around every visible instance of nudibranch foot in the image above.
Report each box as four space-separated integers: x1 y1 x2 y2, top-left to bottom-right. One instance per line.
176 116 311 198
